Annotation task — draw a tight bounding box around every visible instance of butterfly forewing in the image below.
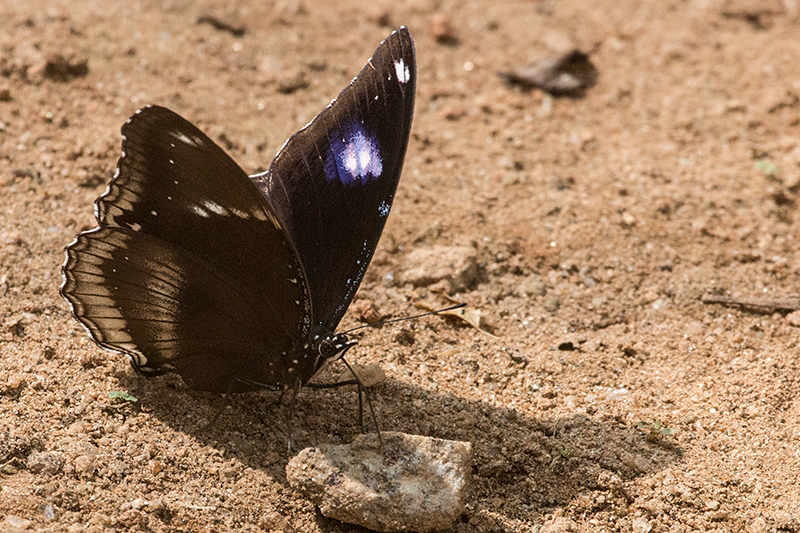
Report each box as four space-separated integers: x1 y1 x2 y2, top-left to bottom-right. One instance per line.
253 27 416 339
62 106 312 392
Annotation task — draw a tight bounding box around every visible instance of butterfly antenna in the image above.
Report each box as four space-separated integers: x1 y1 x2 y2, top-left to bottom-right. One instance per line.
340 356 383 448
342 302 467 335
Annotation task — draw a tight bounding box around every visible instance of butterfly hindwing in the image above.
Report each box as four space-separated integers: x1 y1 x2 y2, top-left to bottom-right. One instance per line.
253 27 416 339
62 106 312 392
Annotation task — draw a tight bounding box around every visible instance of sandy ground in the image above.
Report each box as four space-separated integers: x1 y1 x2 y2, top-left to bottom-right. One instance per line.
2 0 800 531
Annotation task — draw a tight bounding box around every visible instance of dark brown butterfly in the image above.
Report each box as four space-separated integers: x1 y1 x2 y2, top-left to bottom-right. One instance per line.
61 28 416 397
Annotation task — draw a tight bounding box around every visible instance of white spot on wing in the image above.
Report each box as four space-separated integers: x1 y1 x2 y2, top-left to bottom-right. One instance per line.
191 205 210 218
341 130 382 179
395 59 410 84
203 200 228 216
170 130 203 147
229 207 250 219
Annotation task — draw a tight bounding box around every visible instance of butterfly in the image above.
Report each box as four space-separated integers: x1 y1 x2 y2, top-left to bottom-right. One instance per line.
61 27 416 397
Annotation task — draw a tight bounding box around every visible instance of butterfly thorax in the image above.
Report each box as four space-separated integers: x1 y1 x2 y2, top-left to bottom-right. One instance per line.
300 333 356 385
318 333 357 364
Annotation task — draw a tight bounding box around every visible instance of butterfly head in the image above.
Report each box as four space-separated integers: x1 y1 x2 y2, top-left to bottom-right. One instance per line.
318 333 357 364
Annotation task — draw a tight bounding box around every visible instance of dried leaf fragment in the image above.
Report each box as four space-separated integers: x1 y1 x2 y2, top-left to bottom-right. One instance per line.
415 301 496 338
498 50 598 97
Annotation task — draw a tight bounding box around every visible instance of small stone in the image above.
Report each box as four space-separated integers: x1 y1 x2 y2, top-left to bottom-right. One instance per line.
540 516 577 532
259 509 288 530
116 509 147 529
275 0 307 17
633 455 651 473
27 451 62 475
1 230 22 245
673 483 694 504
621 211 636 226
439 104 467 121
605 387 629 401
275 69 309 94
41 51 90 81
786 310 800 326
401 245 480 292
749 516 768 533
129 498 147 510
74 455 94 478
368 8 392 27
4 315 26 337
517 274 547 297
81 442 98 461
5 374 25 391
2 515 32 530
393 327 415 346
40 345 56 360
286 432 471 532
543 297 560 314
219 467 238 481
429 15 458 45
338 363 386 387
641 497 667 515
349 299 381 324
596 470 623 490
632 516 652 533
43 503 56 521
709 510 730 521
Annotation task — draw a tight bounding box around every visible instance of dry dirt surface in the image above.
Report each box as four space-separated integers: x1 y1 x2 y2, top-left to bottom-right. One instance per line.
2 0 800 532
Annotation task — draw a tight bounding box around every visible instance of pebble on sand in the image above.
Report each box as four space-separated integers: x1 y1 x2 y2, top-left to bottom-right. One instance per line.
400 245 480 292
286 432 472 533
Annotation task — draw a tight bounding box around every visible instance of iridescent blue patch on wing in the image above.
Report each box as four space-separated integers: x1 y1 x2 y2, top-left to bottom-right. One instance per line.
324 121 383 185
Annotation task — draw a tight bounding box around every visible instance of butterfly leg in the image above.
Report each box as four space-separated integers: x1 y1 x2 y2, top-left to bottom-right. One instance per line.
285 378 302 451
357 381 364 431
306 360 383 445
339 357 383 447
201 377 239 430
